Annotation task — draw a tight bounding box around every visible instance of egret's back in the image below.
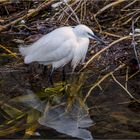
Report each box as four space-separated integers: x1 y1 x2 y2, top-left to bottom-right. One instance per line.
19 26 76 59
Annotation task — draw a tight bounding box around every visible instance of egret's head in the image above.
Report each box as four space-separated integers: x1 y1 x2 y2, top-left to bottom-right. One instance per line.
74 24 105 44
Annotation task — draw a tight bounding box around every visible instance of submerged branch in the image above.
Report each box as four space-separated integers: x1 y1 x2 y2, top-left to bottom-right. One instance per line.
111 73 140 103
83 64 125 103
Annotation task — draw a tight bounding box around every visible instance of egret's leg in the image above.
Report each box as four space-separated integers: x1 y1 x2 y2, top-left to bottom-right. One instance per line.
62 67 66 94
49 68 55 85
62 67 66 82
43 65 48 75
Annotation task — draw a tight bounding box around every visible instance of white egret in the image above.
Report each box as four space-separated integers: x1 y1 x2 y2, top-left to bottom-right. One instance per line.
19 24 104 84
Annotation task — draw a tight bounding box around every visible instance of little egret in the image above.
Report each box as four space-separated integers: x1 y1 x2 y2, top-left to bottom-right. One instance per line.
19 24 104 84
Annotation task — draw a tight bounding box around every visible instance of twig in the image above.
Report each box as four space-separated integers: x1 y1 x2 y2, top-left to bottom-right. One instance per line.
63 0 80 24
93 15 102 33
125 66 129 90
128 70 140 80
58 4 78 23
65 0 82 23
103 31 122 38
111 73 140 103
122 11 140 26
112 11 136 27
80 0 87 22
111 73 134 99
122 0 138 10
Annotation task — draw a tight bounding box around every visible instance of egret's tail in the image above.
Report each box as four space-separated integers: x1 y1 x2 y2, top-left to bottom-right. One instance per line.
19 45 34 64
24 55 33 64
19 44 30 57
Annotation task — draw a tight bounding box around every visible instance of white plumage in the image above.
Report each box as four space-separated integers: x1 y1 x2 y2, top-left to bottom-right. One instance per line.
19 24 103 71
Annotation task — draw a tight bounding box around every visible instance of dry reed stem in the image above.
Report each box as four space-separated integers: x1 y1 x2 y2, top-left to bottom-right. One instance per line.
128 70 140 79
93 15 102 33
80 0 87 22
102 31 122 38
122 0 138 10
57 0 81 23
65 0 82 24
63 0 80 24
112 11 136 27
111 73 133 99
58 4 77 23
95 30 122 38
0 0 10 3
0 44 19 59
125 67 129 90
122 11 140 26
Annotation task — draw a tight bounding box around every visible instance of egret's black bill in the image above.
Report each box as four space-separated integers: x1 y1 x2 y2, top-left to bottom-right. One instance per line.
89 33 105 45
